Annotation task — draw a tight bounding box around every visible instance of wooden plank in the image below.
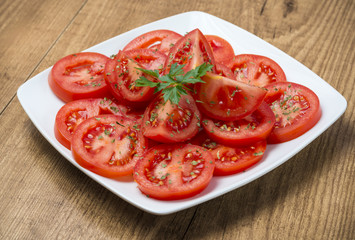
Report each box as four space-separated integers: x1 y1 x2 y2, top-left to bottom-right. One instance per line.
0 0 86 112
0 0 354 239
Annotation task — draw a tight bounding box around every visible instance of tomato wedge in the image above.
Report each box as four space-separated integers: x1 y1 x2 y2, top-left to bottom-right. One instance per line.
195 72 267 121
105 49 166 107
55 98 129 149
264 82 321 143
190 131 267 175
141 94 201 143
205 35 235 64
71 115 147 178
202 102 276 146
164 28 216 74
49 52 111 102
226 54 287 87
123 30 182 55
134 144 215 200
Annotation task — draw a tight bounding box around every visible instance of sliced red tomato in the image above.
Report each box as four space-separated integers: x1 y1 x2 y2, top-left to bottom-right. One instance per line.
226 54 287 87
215 63 235 79
195 72 267 121
134 144 215 200
123 30 182 55
141 94 201 143
264 82 321 143
190 131 267 175
48 52 111 102
104 49 166 107
124 48 167 71
202 102 276 146
164 28 216 74
71 115 147 178
205 35 235 64
55 98 129 149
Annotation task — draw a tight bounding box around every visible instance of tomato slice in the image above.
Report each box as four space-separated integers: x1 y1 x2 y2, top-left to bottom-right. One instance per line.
190 131 267 175
202 102 276 146
141 94 201 143
205 35 235 64
55 98 130 149
134 144 215 200
71 115 147 178
195 72 267 121
104 49 166 107
123 30 182 55
164 28 216 74
226 54 287 87
124 48 167 71
264 82 321 143
215 63 235 79
48 52 111 102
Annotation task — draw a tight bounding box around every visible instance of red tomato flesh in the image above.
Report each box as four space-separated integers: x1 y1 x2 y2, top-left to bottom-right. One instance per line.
49 52 111 102
195 72 267 121
123 48 167 71
190 131 267 175
71 115 147 178
142 94 201 143
134 144 215 200
55 98 130 149
205 35 235 64
123 30 182 55
264 82 321 143
164 28 216 74
226 54 287 87
215 63 235 79
202 102 276 146
105 49 166 107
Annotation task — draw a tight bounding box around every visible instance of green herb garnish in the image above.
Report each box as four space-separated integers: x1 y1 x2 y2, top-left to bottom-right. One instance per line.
135 62 213 105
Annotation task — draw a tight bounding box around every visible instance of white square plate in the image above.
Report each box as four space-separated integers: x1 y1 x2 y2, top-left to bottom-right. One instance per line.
17 11 347 215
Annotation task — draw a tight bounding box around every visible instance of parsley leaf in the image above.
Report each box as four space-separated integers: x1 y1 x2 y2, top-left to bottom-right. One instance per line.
135 62 213 105
134 76 159 88
136 68 160 78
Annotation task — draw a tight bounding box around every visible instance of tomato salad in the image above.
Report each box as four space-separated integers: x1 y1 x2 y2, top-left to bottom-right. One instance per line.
49 29 321 200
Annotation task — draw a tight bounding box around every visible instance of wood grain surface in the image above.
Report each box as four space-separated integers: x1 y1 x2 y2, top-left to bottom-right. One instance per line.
0 0 354 239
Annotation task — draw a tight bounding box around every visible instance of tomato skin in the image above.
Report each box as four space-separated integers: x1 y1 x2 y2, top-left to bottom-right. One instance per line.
205 35 235 64
48 52 111 102
264 82 321 143
189 131 267 175
195 72 267 121
123 30 182 55
164 29 216 74
71 115 147 178
141 94 201 143
226 54 287 87
104 50 166 107
202 102 276 146
134 144 215 200
55 98 129 149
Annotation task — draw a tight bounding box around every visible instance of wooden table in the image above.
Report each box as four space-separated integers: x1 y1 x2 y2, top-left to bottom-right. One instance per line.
1 0 354 239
